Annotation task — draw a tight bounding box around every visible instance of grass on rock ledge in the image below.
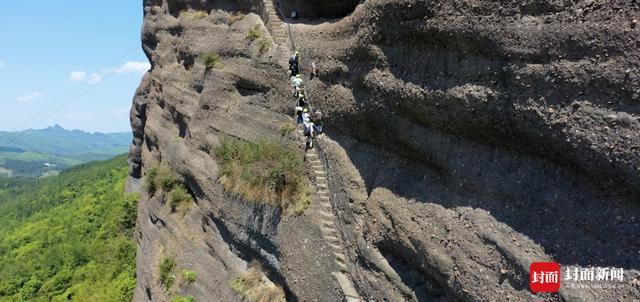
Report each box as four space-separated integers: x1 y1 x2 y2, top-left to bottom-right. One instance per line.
144 162 193 213
179 9 208 20
230 263 285 302
214 137 311 215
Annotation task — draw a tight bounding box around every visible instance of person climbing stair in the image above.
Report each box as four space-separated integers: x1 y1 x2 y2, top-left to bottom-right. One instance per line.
289 51 300 77
290 74 303 90
302 108 315 149
294 88 308 124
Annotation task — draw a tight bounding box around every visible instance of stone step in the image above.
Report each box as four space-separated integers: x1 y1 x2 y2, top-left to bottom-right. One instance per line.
318 191 330 198
325 235 341 244
314 170 326 175
322 227 338 236
321 204 333 212
335 252 346 263
316 176 327 181
337 261 349 272
332 272 361 301
327 242 342 250
316 183 328 189
311 165 323 170
320 219 335 228
318 210 334 219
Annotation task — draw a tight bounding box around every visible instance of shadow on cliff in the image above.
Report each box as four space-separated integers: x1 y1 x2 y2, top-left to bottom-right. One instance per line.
322 126 640 270
298 7 640 269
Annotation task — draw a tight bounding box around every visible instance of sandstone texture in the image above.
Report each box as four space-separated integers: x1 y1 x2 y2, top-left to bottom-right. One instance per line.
129 0 640 301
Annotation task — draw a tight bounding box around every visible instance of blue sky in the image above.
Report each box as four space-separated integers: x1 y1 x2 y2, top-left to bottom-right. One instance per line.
0 1 148 133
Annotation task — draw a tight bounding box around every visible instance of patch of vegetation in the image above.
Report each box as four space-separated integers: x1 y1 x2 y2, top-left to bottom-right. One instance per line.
179 9 208 20
144 162 193 213
157 164 177 191
159 257 177 290
258 38 271 54
171 295 196 302
230 263 285 302
246 24 262 41
144 162 176 194
227 11 246 25
169 184 193 212
214 136 311 215
280 123 295 137
203 52 223 70
0 155 137 301
181 270 197 283
144 163 159 194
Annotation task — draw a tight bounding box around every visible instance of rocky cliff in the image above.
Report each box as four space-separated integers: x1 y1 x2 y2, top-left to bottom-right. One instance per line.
128 0 640 301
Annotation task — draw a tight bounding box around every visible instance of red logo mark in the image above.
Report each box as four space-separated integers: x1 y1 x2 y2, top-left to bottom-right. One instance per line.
530 262 561 293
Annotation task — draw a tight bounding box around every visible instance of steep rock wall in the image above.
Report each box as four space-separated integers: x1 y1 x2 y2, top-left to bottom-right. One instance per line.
129 0 640 301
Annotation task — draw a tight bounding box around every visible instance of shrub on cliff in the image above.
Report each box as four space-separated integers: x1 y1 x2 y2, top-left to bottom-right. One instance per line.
214 136 311 214
159 257 176 290
169 184 192 212
144 163 159 195
145 162 176 194
258 38 271 54
145 162 193 213
246 24 262 41
203 52 223 70
181 270 197 283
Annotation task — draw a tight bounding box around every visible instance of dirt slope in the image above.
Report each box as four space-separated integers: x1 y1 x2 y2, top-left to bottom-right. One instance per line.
128 0 640 301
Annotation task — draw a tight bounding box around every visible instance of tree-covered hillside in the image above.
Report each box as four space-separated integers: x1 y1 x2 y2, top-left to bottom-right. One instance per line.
0 154 137 301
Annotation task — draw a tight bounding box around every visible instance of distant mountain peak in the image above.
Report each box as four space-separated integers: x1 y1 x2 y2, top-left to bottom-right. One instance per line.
47 124 66 132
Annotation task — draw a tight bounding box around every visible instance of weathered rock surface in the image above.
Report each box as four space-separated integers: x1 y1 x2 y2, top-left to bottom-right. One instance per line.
129 0 640 301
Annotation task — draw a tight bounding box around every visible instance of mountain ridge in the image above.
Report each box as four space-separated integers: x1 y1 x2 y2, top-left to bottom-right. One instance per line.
0 124 132 156
0 125 132 178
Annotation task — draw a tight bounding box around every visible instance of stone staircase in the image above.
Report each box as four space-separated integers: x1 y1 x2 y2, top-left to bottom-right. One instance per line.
305 147 362 302
263 0 288 45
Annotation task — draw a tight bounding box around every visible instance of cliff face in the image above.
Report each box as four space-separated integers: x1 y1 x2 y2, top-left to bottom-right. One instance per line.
129 0 640 301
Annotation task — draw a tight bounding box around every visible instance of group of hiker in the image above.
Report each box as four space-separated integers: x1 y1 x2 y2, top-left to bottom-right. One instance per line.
288 51 322 149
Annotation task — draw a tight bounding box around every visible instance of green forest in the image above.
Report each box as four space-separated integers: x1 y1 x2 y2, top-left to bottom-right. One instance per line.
0 154 137 302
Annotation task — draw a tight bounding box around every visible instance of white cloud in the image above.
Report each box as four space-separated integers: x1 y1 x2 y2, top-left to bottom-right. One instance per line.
17 92 44 103
87 73 103 84
113 61 150 75
69 70 87 82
